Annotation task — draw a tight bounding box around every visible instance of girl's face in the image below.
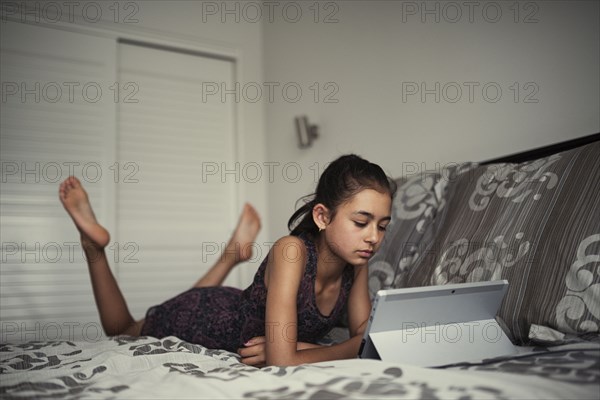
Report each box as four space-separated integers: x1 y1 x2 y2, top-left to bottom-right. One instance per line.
321 188 392 267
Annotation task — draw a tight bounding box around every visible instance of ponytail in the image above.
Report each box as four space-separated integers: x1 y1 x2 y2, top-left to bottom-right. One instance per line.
287 196 318 237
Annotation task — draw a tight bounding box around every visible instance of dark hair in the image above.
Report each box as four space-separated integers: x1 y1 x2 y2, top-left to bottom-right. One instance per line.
288 154 396 237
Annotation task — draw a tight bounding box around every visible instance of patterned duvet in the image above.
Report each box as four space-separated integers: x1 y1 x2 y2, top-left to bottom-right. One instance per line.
2 336 598 399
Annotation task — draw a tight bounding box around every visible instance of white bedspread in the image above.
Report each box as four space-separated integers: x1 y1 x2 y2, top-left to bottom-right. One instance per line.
1 336 599 399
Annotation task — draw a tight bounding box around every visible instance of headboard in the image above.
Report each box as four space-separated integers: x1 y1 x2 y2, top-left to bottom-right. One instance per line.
480 132 600 165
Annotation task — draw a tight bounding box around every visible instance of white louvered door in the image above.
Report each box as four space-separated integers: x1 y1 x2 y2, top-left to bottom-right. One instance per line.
1 23 237 342
0 21 117 342
116 42 236 319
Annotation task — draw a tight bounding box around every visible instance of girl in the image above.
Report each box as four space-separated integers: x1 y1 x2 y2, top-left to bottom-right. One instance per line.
59 154 394 367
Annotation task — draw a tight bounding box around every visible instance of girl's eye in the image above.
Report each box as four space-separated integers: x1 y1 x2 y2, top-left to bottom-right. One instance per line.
378 225 388 232
353 221 367 228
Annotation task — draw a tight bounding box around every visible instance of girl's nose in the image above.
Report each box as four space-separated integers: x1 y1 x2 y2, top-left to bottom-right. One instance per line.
366 224 378 244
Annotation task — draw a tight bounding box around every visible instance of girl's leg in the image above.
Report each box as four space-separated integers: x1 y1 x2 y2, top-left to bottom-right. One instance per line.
80 238 144 336
60 177 261 335
193 203 261 288
60 177 141 336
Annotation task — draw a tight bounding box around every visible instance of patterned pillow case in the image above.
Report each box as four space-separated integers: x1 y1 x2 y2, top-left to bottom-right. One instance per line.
367 163 475 297
403 141 600 344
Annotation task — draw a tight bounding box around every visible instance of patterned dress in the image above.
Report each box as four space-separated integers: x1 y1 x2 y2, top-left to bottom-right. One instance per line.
140 234 355 352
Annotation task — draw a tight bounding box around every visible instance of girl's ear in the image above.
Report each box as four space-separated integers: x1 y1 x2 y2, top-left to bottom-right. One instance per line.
312 203 330 230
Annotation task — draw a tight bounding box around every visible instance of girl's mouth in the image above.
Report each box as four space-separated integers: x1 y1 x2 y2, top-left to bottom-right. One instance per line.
357 250 374 258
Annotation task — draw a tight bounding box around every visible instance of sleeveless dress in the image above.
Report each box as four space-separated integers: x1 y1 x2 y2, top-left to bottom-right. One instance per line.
140 234 355 352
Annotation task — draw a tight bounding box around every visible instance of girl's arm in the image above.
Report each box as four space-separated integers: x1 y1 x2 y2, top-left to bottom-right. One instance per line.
239 335 361 367
239 265 371 366
346 265 372 338
263 235 306 365
262 237 372 366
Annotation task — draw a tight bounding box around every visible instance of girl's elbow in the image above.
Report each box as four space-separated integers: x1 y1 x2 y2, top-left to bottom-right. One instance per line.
351 319 369 337
264 354 280 367
265 351 301 367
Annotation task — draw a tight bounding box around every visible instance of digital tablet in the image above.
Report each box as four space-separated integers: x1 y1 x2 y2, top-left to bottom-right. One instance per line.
358 280 518 367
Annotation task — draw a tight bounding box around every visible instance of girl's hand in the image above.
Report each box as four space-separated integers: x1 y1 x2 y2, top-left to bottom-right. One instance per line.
238 336 266 367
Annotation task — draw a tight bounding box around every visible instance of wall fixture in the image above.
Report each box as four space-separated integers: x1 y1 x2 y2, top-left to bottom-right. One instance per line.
295 115 319 149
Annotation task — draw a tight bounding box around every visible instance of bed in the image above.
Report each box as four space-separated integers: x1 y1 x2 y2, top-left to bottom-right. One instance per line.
2 133 599 399
1 335 599 399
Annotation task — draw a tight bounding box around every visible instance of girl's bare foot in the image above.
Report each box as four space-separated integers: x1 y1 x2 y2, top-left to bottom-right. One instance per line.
59 176 110 248
227 203 261 262
193 204 261 288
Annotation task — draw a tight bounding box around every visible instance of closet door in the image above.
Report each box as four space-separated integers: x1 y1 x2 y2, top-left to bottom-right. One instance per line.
0 21 116 342
116 42 237 319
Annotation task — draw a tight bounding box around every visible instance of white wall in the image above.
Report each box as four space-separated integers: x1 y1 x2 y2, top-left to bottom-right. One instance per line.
262 0 600 240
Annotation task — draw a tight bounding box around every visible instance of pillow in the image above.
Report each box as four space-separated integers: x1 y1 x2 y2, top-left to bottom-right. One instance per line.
402 141 600 344
367 163 476 297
